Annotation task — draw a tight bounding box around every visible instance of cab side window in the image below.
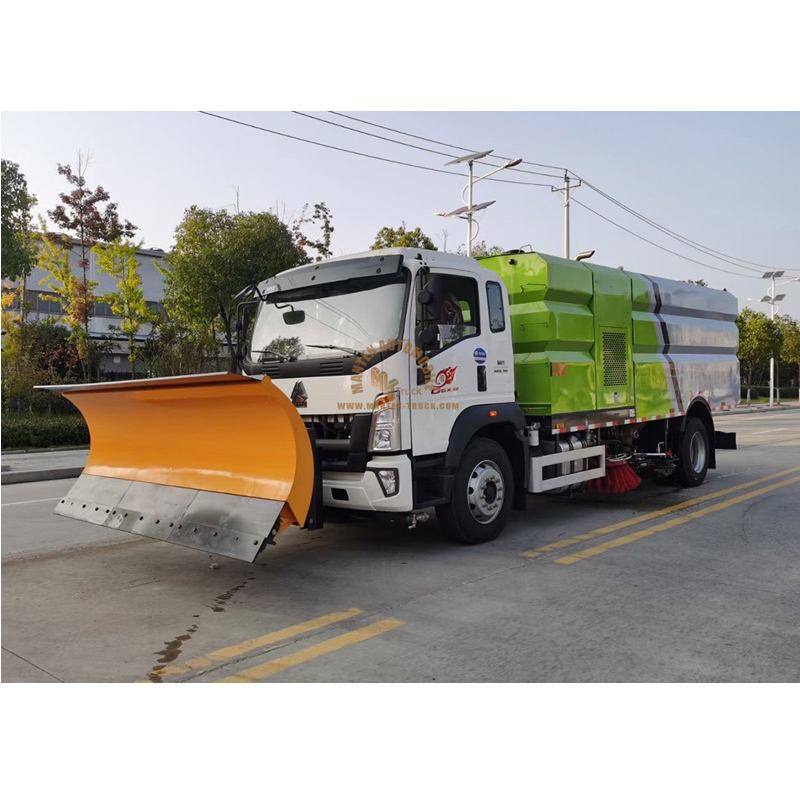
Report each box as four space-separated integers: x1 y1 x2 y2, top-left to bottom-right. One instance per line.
486 281 506 332
416 274 480 354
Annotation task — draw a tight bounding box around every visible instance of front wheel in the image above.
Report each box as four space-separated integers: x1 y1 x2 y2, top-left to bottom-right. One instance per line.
676 416 710 487
436 437 514 544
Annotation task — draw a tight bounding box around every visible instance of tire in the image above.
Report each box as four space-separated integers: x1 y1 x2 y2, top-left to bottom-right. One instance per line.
675 416 710 487
436 437 514 544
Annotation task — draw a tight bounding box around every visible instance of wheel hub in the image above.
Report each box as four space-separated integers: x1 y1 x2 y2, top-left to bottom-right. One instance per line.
689 430 707 473
467 460 505 524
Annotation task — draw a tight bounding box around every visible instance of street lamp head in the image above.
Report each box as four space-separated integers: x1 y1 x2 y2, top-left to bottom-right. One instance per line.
504 158 523 168
444 150 493 167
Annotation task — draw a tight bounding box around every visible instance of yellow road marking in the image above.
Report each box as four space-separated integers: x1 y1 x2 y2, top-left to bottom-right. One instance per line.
556 475 800 565
520 466 800 560
218 618 405 683
152 608 364 677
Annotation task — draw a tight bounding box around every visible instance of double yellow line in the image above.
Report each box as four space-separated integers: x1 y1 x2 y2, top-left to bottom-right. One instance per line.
145 608 404 683
521 466 800 565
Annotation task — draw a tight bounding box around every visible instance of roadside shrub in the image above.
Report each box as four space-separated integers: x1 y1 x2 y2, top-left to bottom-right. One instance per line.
741 385 798 401
1 412 89 449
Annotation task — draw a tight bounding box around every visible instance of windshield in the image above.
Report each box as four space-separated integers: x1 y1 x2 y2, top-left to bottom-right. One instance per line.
249 273 408 363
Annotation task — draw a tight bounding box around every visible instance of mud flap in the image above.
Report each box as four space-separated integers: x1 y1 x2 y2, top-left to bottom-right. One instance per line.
38 372 315 562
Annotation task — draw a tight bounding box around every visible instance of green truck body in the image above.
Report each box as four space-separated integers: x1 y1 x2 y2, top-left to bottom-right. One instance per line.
481 252 740 431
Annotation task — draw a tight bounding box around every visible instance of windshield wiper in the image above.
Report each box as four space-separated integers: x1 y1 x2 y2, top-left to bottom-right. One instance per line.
305 343 361 357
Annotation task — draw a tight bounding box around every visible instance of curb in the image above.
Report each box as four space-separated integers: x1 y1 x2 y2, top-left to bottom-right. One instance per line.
715 404 799 417
1 467 84 485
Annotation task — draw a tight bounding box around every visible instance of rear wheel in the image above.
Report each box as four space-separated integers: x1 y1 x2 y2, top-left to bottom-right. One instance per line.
436 437 513 544
676 416 710 487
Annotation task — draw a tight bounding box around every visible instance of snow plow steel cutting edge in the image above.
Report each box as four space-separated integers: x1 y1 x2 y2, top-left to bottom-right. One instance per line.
37 372 316 562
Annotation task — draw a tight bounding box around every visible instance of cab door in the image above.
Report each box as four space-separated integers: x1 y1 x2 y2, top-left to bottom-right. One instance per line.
410 269 511 457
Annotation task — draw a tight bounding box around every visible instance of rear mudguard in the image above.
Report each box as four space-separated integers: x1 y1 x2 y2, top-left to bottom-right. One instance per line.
38 372 315 562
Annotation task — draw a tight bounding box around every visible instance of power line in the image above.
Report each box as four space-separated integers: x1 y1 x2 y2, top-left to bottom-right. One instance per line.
570 195 759 279
197 111 554 188
572 172 798 274
328 111 568 174
331 112 797 276
292 111 562 179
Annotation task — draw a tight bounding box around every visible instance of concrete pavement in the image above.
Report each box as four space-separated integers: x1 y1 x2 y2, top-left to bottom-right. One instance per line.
2 409 799 682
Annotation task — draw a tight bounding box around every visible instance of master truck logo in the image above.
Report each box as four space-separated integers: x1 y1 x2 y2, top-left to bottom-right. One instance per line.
431 366 458 395
370 366 399 393
291 381 308 408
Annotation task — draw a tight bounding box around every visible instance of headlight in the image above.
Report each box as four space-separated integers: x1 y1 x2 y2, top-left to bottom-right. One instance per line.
369 391 401 452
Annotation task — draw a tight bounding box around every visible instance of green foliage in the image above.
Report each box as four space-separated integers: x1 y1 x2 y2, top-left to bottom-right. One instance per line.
737 309 781 379
459 241 505 258
2 412 88 450
1 317 82 413
94 239 156 376
161 207 303 369
740 385 797 401
1 159 37 281
290 202 334 262
777 314 800 366
35 221 95 372
139 308 224 378
371 223 437 251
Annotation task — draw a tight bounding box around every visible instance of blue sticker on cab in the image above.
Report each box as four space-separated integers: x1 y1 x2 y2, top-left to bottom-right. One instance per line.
473 347 487 364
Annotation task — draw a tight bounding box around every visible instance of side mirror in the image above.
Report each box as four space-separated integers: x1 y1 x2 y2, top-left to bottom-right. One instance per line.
283 310 306 325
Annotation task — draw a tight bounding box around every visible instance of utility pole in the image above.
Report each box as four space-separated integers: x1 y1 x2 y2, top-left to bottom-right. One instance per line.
769 273 776 407
551 172 581 259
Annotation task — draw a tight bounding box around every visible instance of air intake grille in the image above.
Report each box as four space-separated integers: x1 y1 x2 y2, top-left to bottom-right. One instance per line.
602 330 627 387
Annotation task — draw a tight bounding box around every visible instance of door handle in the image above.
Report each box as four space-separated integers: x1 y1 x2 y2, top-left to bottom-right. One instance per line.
477 365 487 392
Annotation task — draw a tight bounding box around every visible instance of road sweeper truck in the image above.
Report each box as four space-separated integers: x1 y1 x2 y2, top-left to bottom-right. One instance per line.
42 248 739 561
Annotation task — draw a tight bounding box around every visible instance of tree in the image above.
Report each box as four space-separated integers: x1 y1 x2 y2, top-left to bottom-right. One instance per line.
290 202 334 262
371 223 437 250
47 152 137 373
139 309 224 378
93 240 156 377
777 314 800 401
457 241 505 258
736 308 782 405
36 221 97 380
161 207 303 370
1 159 37 282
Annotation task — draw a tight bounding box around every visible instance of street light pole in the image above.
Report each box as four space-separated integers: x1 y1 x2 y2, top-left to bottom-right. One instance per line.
436 151 522 256
467 159 474 257
551 172 581 259
756 271 799 406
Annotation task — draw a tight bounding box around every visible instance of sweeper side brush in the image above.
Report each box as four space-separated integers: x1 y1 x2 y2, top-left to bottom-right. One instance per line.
38 372 315 561
585 457 641 494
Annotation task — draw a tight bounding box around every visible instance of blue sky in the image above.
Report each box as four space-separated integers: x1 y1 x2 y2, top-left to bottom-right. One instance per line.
3 111 799 316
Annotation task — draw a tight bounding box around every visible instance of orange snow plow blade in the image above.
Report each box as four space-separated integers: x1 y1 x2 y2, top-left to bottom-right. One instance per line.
38 372 315 561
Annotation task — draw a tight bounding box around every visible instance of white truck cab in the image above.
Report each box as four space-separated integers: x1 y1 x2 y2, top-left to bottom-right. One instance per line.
241 248 523 541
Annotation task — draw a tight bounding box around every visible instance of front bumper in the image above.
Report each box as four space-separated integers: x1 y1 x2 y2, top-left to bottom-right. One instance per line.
322 454 413 512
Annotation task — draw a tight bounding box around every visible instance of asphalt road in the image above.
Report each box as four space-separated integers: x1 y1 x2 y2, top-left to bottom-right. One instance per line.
2 410 799 683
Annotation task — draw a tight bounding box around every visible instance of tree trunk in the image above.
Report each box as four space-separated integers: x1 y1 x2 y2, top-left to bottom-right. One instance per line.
129 334 136 378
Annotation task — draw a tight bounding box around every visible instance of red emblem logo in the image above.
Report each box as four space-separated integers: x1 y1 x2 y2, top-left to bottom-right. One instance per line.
431 366 457 394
